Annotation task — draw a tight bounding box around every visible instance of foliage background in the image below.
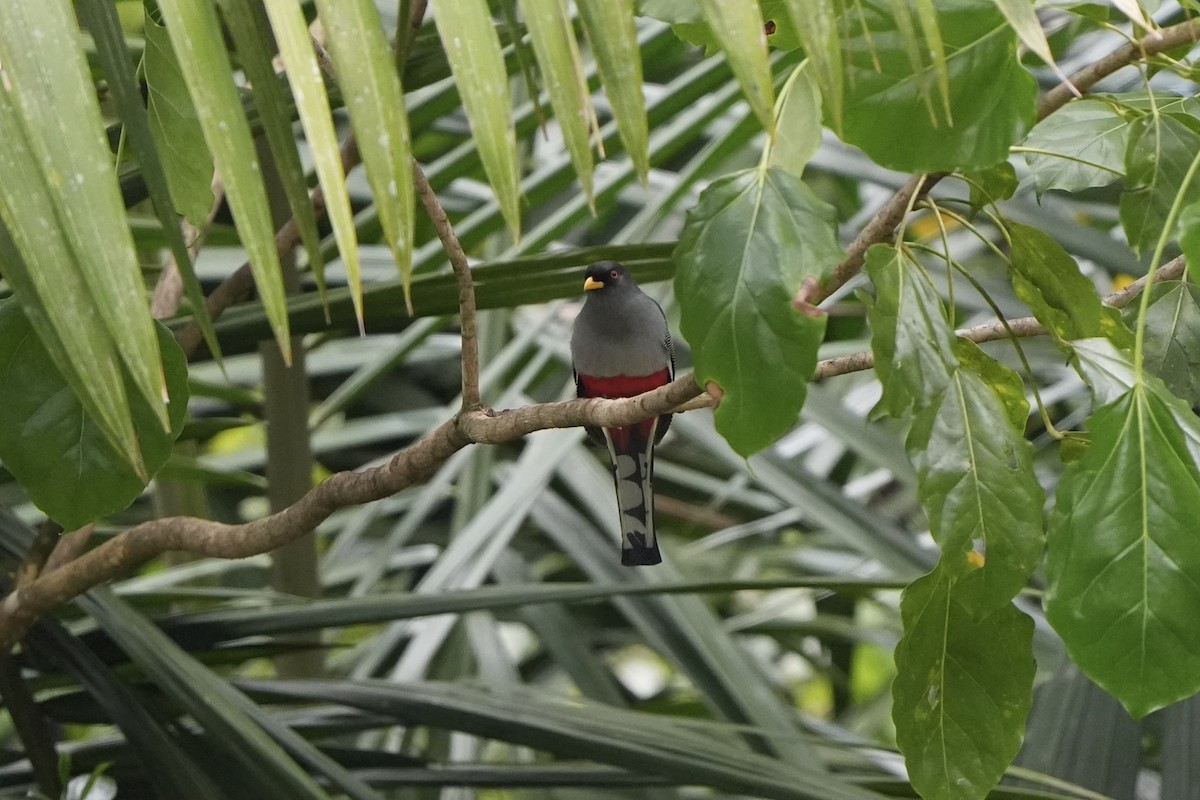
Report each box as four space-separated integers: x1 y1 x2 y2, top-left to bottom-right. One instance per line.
0 1 1199 799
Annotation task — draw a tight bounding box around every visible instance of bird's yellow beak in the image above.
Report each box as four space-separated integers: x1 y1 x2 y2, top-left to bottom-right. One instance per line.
583 276 604 292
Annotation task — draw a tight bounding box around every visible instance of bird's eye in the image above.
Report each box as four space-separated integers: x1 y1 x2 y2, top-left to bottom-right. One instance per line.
609 269 620 279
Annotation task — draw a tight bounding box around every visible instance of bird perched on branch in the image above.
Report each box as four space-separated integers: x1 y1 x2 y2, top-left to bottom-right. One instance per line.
570 262 674 565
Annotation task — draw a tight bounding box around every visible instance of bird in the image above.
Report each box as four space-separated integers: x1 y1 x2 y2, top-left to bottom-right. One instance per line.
570 261 675 566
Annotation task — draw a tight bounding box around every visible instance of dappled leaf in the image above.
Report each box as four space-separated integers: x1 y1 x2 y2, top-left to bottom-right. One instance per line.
907 368 1044 608
1046 381 1200 718
839 0 1037 172
865 245 958 417
1007 221 1132 346
0 303 188 530
674 167 842 456
1120 113 1200 258
893 567 1035 800
1021 98 1127 196
1134 281 1200 406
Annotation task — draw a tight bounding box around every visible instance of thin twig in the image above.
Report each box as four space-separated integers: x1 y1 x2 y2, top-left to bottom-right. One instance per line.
412 161 481 409
813 255 1187 380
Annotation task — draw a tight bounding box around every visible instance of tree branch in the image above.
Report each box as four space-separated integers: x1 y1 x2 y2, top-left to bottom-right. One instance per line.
813 254 1186 380
0 375 708 648
796 16 1200 310
413 160 481 410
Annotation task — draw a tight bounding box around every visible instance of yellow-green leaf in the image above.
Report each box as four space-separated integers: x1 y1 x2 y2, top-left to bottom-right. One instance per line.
156 0 292 362
262 0 366 334
577 0 649 184
434 0 523 240
317 0 416 312
699 0 775 134
781 0 842 131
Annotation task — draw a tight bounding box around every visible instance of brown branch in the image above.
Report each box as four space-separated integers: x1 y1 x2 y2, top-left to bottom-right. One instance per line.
796 17 1200 310
413 161 481 409
813 255 1187 380
0 375 709 648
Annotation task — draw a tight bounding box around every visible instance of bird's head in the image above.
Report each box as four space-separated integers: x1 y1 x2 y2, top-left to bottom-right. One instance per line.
582 261 635 294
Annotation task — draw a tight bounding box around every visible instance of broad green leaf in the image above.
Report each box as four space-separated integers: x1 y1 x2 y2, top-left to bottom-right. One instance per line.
781 0 842 130
952 338 1027 429
0 302 188 530
523 0 598 207
217 0 328 305
865 245 958 417
1021 98 1127 195
0 1 156 474
1131 281 1200 406
674 168 842 456
263 0 366 333
314 0 414 309
839 0 1038 172
1120 113 1200 258
893 568 1036 800
434 0 522 240
638 0 805 53
578 0 650 184
79 0 222 365
1071 336 1137 404
156 0 292 362
144 12 213 227
767 61 822 176
1046 382 1200 718
699 0 775 133
907 368 1044 608
1007 221 1133 345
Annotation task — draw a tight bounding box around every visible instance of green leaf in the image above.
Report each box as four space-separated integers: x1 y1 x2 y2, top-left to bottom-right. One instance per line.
1007 221 1133 346
1046 382 1200 718
79 0 223 366
263 0 367 333
316 0 414 310
0 302 188 530
781 0 842 130
434 0 522 240
699 0 775 133
990 0 1069 84
156 0 292 362
523 0 598 207
965 161 1018 208
217 0 328 306
1021 98 1128 195
893 568 1036 800
0 0 162 474
952 339 1026 429
578 0 650 184
1120 113 1200 258
865 245 958 417
1133 281 1200 406
144 12 213 227
839 0 1038 172
907 368 1044 608
766 61 823 176
674 168 842 456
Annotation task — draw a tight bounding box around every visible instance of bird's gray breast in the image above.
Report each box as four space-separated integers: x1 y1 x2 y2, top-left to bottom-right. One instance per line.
571 293 671 377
